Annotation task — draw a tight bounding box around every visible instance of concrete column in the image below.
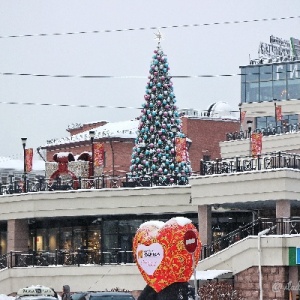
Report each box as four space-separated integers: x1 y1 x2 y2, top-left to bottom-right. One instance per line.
276 200 291 218
198 205 212 247
289 266 298 300
7 219 29 252
276 200 291 234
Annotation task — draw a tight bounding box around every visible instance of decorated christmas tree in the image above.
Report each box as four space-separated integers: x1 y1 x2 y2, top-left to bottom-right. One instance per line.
129 32 191 185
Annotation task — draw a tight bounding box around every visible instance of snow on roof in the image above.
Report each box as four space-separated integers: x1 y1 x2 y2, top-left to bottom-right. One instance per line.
0 157 45 171
46 119 139 147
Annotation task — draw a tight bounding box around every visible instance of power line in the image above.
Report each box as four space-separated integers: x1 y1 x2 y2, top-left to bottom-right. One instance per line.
0 16 298 39
0 101 142 110
0 70 297 79
1 98 300 111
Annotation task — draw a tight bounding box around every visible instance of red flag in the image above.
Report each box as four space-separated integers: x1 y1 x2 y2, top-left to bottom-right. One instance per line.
251 133 263 157
94 143 104 167
175 137 187 163
25 148 33 172
276 105 282 121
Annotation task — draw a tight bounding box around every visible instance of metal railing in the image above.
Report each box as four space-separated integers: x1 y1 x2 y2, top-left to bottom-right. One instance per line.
0 248 134 270
123 173 188 187
226 123 300 141
201 217 300 259
0 172 189 195
200 151 300 175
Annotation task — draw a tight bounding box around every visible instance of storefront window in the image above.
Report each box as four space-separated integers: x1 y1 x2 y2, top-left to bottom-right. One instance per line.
36 228 47 251
60 227 72 251
102 220 118 250
73 226 86 250
0 231 7 255
256 114 298 129
87 226 101 251
48 228 58 251
256 116 275 129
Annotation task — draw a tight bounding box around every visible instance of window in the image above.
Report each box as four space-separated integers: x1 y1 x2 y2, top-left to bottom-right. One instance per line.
256 114 298 129
260 81 273 102
256 116 276 129
260 65 272 81
240 62 300 103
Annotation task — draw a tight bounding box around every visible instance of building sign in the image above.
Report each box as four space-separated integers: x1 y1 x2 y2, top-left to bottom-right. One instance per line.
289 247 300 265
259 35 291 59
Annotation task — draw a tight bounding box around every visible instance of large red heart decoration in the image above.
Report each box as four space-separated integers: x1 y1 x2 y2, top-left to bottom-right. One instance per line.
133 217 201 292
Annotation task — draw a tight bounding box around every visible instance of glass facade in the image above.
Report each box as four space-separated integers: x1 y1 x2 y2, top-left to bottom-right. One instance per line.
26 214 201 263
241 61 300 103
256 114 298 130
0 211 253 260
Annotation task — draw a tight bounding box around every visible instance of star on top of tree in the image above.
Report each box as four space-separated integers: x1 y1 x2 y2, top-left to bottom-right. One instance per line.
154 30 164 43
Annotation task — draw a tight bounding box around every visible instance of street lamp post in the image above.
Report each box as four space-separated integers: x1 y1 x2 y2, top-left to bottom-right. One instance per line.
21 137 27 193
89 130 95 186
247 120 253 156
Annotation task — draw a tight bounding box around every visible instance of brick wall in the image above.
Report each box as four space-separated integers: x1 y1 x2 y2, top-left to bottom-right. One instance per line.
181 117 240 172
44 118 240 177
234 266 289 300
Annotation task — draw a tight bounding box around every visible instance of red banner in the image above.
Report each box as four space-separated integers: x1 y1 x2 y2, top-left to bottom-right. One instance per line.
25 148 33 172
251 133 263 157
175 137 187 162
276 105 282 121
94 143 104 167
241 111 246 123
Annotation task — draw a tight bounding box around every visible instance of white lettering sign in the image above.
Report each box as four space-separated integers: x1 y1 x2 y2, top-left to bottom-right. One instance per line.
186 238 196 245
136 243 164 275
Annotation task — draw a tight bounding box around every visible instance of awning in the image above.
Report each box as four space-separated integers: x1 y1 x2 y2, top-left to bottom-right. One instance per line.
190 270 232 281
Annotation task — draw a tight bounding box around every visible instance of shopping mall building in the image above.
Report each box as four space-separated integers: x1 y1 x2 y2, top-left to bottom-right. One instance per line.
0 35 300 299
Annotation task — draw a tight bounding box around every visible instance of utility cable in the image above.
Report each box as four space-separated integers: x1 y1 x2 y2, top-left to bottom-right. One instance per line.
0 16 298 39
1 98 300 111
0 69 297 79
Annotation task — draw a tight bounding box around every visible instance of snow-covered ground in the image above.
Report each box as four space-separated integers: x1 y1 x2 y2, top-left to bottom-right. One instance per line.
0 296 15 300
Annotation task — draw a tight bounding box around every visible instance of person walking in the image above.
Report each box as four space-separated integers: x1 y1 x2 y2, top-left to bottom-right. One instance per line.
62 285 71 300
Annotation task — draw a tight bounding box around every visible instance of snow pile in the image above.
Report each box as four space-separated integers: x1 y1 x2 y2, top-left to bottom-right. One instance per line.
0 295 15 300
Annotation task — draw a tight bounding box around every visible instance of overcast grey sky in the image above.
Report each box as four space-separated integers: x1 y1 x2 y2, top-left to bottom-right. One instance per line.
0 0 299 159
